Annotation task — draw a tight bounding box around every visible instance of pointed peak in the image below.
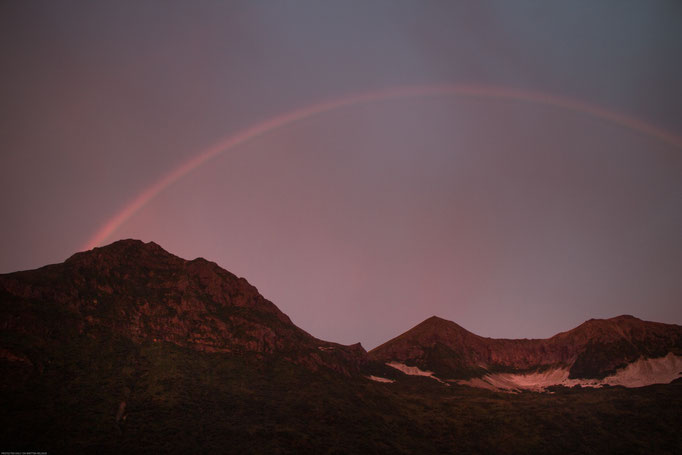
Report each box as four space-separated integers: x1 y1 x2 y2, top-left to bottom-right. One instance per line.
381 315 474 343
416 315 463 330
421 315 450 324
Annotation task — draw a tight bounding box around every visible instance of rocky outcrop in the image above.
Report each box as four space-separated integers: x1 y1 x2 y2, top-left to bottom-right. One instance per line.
0 239 366 376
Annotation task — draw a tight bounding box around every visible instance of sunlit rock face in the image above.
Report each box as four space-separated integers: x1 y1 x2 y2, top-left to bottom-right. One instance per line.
0 239 366 376
369 315 682 388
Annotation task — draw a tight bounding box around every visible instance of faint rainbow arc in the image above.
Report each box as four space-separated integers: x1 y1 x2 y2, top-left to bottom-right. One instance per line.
84 84 682 250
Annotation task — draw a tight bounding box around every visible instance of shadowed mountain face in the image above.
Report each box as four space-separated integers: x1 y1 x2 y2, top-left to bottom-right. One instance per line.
0 239 365 376
369 315 682 380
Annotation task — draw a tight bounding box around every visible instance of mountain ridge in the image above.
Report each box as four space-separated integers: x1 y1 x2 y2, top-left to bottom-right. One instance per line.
369 313 682 387
2 239 680 389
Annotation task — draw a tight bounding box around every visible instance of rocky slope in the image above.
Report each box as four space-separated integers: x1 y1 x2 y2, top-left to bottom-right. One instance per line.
0 239 366 376
369 315 682 389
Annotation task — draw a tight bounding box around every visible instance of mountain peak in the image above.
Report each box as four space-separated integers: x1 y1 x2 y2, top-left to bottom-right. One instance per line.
1 239 367 376
414 315 470 331
368 315 485 378
65 238 179 266
372 315 473 350
92 238 162 252
419 315 455 328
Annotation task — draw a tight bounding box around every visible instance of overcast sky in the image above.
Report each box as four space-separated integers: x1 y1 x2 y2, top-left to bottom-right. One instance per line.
2 1 681 349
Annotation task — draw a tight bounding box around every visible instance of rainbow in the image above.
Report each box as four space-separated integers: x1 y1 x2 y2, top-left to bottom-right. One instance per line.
84 84 682 250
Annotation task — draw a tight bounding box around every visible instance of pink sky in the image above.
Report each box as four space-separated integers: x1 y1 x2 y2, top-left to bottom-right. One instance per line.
1 1 681 348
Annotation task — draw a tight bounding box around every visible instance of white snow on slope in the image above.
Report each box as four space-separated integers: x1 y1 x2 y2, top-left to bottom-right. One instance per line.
367 375 395 383
603 352 682 387
455 353 682 392
386 362 447 384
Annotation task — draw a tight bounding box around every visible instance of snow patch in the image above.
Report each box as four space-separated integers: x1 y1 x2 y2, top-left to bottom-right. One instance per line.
386 362 448 384
317 346 334 352
601 352 682 388
456 353 682 392
367 375 395 383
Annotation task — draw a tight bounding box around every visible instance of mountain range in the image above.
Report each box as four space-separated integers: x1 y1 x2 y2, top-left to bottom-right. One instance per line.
1 239 681 453
370 314 682 391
